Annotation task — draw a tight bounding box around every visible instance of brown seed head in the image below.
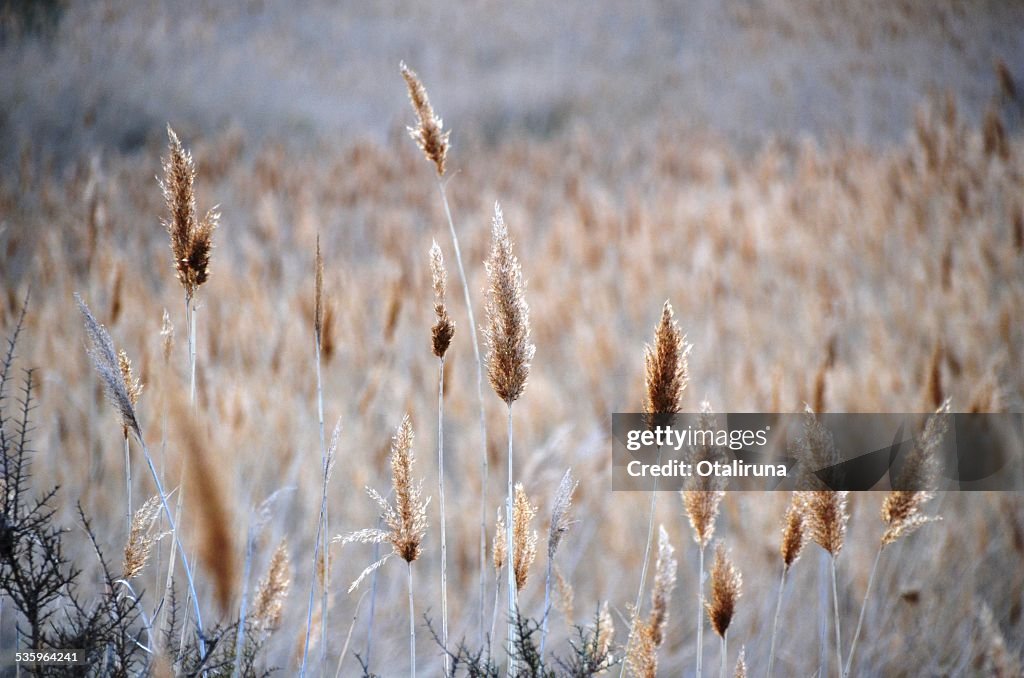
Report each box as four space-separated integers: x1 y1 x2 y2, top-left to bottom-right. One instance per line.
400 61 450 176
881 401 948 546
624 609 658 678
161 125 217 300
493 506 507 573
798 490 848 557
122 495 164 579
780 493 808 570
648 525 677 647
484 203 535 405
314 235 324 343
683 404 725 547
117 348 143 438
386 415 429 563
706 542 742 638
429 240 455 358
512 482 538 591
252 540 291 635
643 300 691 428
593 601 615 671
795 407 842 490
77 295 140 440
734 647 747 678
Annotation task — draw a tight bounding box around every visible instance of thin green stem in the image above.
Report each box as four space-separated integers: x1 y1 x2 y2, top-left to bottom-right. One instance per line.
436 178 489 646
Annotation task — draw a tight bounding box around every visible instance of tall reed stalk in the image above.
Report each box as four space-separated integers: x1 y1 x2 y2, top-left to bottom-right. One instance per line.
623 301 690 678
401 62 492 642
540 469 577 654
482 202 534 673
430 240 455 673
768 493 808 677
313 236 330 666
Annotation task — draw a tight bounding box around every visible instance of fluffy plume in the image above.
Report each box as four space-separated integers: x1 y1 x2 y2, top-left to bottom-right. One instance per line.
160 308 174 365
493 507 507 573
780 493 808 570
881 401 948 546
734 647 747 678
682 403 725 546
483 202 535 405
624 609 658 678
252 540 291 636
512 482 538 591
547 468 578 559
594 601 615 671
161 125 218 300
643 300 691 426
117 348 143 439
798 490 849 557
122 495 164 579
429 240 455 358
648 525 677 647
77 295 140 440
706 542 742 638
400 61 450 176
795 407 842 489
340 416 430 591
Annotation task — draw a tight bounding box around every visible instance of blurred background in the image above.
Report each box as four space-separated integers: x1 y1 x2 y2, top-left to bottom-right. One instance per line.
2 1 1023 676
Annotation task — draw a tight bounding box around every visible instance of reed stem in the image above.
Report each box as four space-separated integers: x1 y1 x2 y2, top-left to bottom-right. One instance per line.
697 543 705 678
831 557 842 678
621 445 662 678
844 546 882 678
408 561 417 678
506 404 516 677
436 357 451 674
720 632 727 678
767 565 788 678
299 439 332 677
124 435 132 537
436 177 490 645
315 333 329 667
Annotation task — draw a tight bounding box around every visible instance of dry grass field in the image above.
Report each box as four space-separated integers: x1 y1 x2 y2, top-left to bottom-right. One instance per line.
2 1 1024 676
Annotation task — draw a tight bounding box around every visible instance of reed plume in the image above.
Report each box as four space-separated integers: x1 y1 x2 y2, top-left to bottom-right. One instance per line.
625 300 690 678
402 61 490 643
161 125 218 405
252 540 291 638
625 526 676 678
122 495 164 580
400 61 449 177
512 482 538 592
429 239 454 673
706 542 741 678
845 402 948 677
337 415 428 677
484 201 535 670
768 493 808 677
541 469 578 653
491 506 507 652
734 647 746 678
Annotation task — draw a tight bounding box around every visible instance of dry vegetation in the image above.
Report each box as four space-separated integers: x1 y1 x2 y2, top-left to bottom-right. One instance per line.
2 4 1024 677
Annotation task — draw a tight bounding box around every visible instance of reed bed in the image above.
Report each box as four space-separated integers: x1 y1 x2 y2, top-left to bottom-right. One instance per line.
1 41 1023 677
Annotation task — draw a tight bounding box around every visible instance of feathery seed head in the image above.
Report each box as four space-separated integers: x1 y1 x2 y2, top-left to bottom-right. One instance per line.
161 125 216 300
387 415 428 562
798 490 848 556
252 540 291 635
648 524 677 647
400 61 450 176
624 608 658 678
881 401 948 546
122 495 164 579
160 308 174 364
643 300 691 428
493 506 507 573
77 295 140 440
547 469 578 559
706 542 742 638
512 482 538 591
484 202 535 404
594 601 616 671
734 647 747 678
117 348 143 438
780 493 808 569
429 240 455 358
